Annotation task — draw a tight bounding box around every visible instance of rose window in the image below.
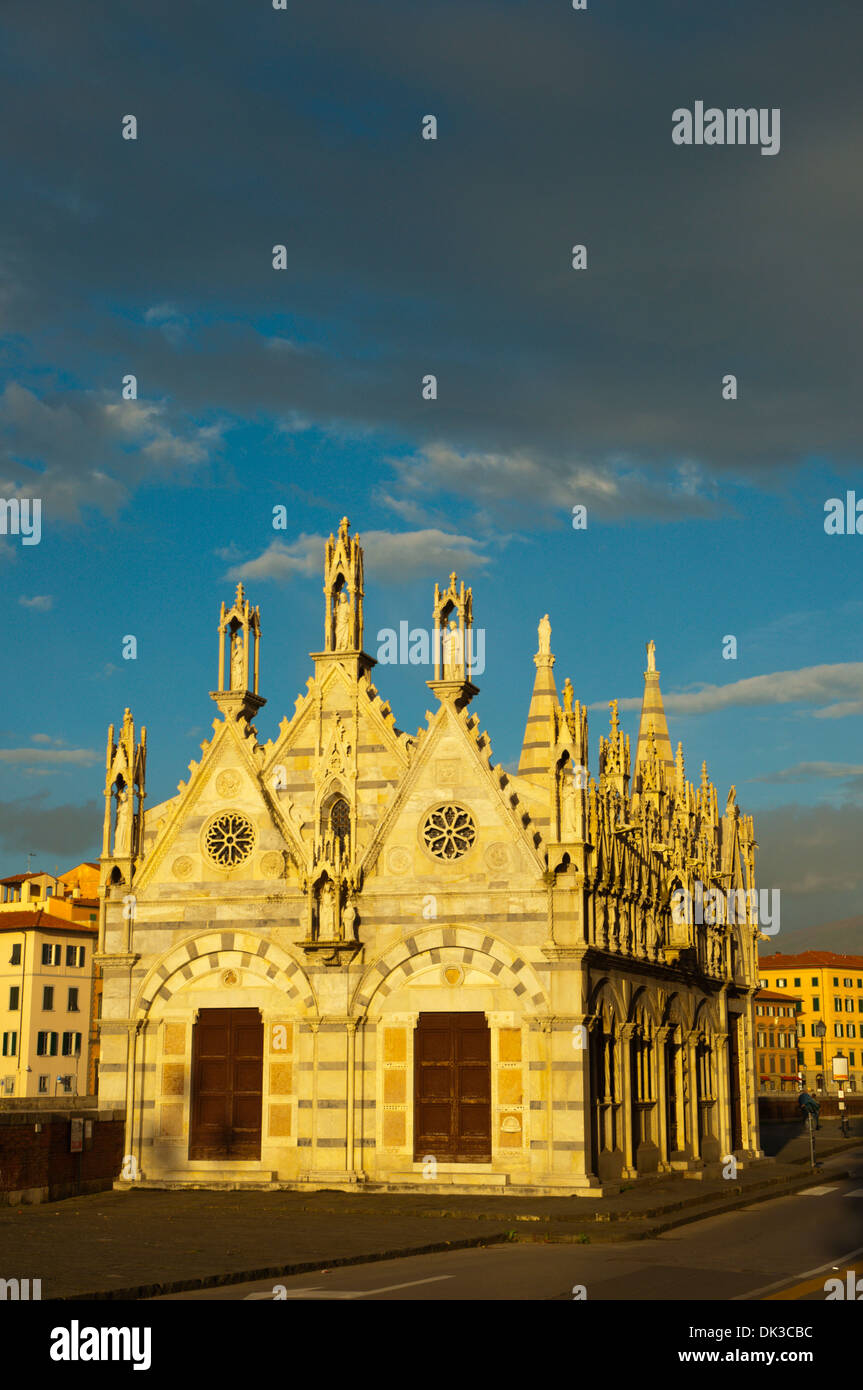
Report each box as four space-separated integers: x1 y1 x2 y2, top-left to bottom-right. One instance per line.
422 805 476 860
204 812 255 867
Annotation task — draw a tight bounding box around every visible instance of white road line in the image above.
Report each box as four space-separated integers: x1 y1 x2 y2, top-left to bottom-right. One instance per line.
797 1185 837 1195
245 1275 453 1301
734 1244 863 1300
844 1189 863 1197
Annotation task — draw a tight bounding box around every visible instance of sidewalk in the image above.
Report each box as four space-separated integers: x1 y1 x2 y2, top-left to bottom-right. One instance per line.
2 1134 858 1300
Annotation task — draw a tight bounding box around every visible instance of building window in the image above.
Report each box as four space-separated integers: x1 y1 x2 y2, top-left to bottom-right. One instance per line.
833 977 839 986
61 1032 82 1057
8 987 19 1010
10 943 21 965
422 804 477 861
41 944 52 966
755 1005 763 1016
203 811 256 868
794 977 801 987
68 988 79 1012
847 999 854 1012
770 1056 776 1072
799 1023 805 1037
815 1050 823 1065
759 1055 766 1074
813 997 820 1011
851 1052 857 1066
834 999 842 1012
42 986 54 1011
848 1024 856 1039
777 978 786 988
835 1024 844 1038
38 1075 48 1094
66 945 76 967
1 1032 17 1057
811 977 819 986
36 1032 58 1056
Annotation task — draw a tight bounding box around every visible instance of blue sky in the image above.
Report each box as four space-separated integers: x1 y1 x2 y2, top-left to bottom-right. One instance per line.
1 0 862 941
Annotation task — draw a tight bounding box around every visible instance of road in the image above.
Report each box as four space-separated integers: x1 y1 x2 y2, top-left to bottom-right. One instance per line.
154 1148 863 1301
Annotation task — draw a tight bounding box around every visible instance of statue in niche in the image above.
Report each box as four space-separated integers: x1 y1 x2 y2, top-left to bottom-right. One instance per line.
318 880 337 939
560 766 579 840
115 783 133 855
230 632 245 689
538 614 551 655
335 590 351 649
563 677 574 714
343 900 356 941
442 620 463 678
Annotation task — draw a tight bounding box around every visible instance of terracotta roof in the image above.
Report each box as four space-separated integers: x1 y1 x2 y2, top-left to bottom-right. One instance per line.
0 910 97 934
0 871 44 885
759 951 863 969
755 988 801 1003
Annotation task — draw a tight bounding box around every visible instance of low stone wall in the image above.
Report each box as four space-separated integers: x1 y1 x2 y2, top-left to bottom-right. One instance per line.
0 1105 125 1205
758 1093 863 1122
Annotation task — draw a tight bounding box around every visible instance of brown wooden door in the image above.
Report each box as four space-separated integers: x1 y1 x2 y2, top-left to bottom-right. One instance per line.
414 1012 491 1162
189 1007 263 1160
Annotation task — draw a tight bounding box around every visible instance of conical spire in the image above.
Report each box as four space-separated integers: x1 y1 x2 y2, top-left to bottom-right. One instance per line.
517 614 559 781
634 639 675 780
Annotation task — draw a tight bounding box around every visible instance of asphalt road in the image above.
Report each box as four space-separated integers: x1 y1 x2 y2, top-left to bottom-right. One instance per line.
154 1148 863 1302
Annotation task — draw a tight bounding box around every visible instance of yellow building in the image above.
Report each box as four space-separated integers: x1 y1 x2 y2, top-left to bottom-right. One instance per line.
758 951 863 1093
753 988 800 1093
97 519 764 1193
0 865 100 1097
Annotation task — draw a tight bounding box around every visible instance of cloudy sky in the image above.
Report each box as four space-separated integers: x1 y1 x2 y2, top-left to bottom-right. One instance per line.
1 0 862 940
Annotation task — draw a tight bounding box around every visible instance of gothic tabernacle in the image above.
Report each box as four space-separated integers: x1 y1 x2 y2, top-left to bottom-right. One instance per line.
97 517 763 1192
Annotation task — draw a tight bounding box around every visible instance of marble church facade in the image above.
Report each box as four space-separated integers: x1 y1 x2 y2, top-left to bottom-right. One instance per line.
97 518 763 1193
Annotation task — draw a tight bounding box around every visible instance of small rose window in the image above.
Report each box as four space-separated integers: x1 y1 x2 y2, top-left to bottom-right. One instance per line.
204 812 255 867
422 805 476 861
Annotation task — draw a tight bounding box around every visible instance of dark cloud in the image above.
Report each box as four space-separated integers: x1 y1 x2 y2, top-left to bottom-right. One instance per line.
0 0 861 521
0 792 101 860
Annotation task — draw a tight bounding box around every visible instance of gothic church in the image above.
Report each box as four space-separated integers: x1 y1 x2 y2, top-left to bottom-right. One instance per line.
97 518 763 1192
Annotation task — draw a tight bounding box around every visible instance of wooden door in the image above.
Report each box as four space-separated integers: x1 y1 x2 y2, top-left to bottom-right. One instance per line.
189 1007 263 1160
414 1012 491 1162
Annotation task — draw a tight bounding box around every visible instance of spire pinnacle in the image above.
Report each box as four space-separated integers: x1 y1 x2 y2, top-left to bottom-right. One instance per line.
634 638 674 780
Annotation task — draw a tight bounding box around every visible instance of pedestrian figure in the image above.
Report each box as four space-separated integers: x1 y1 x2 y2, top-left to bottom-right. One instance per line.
799 1088 821 1130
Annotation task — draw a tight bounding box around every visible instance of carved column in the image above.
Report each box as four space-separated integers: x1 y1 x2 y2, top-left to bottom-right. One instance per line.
619 1021 636 1177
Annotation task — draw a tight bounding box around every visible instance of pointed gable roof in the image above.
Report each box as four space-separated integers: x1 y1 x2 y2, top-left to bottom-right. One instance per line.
517 614 559 783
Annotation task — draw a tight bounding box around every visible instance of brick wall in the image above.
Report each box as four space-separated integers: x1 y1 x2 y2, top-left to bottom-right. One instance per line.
0 1106 124 1204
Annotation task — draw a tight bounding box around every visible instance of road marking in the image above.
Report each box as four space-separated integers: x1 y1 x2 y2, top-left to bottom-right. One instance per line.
844 1189 863 1197
797 1185 837 1195
245 1275 453 1301
735 1244 863 1301
765 1266 857 1302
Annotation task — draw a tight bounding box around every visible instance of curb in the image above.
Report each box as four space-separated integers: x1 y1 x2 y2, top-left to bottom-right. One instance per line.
55 1163 854 1300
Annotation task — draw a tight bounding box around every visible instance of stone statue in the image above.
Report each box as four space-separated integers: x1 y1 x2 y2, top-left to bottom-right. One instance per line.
561 770 579 841
726 785 737 812
442 620 462 678
563 677 574 713
319 881 336 939
646 639 656 672
230 632 245 689
335 591 351 649
115 784 133 855
538 614 551 655
343 901 356 941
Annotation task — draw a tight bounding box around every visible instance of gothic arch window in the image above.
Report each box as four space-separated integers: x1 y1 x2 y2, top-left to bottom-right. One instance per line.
321 795 350 848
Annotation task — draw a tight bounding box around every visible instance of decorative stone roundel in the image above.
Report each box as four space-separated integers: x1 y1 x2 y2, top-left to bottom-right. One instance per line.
216 769 242 798
260 851 284 879
387 846 412 876
422 804 477 861
485 842 509 871
204 811 255 867
172 856 194 880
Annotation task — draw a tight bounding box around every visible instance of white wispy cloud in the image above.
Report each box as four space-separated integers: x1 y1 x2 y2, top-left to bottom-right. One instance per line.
19 594 53 611
228 528 491 583
591 663 863 719
0 747 99 766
